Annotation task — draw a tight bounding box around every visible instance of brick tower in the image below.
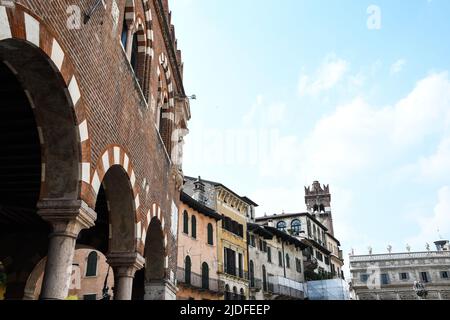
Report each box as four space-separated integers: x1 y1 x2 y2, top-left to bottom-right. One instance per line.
305 181 334 236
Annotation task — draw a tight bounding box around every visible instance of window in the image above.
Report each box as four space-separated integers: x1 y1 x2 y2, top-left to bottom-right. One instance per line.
285 254 290 269
224 248 236 276
249 260 255 287
85 251 98 277
130 32 138 72
259 239 263 251
296 258 302 273
420 272 430 283
191 215 197 239
380 273 390 285
277 221 287 232
233 287 238 300
360 274 369 283
183 211 189 234
400 273 409 280
207 223 214 245
324 256 330 266
278 251 283 267
307 220 311 237
291 219 301 235
121 19 128 49
267 247 272 263
238 253 243 278
202 262 209 290
225 284 231 300
441 271 449 279
83 294 97 300
185 256 191 285
263 241 268 252
240 288 245 300
315 251 323 262
262 265 267 292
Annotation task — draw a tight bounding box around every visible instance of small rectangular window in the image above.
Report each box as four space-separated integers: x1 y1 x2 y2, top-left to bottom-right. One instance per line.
360 274 369 283
400 273 409 280
380 274 390 285
441 271 449 279
420 272 430 283
267 247 272 263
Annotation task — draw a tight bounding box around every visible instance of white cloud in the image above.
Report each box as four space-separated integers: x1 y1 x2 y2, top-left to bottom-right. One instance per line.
407 186 450 248
299 54 348 96
300 72 450 181
390 59 406 74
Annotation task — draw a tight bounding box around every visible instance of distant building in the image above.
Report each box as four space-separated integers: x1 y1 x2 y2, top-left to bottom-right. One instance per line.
247 223 307 300
183 177 257 300
176 191 223 300
349 240 450 300
256 181 345 282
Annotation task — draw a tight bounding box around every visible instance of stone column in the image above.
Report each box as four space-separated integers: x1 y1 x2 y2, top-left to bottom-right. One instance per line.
107 252 145 300
38 200 96 300
144 279 178 300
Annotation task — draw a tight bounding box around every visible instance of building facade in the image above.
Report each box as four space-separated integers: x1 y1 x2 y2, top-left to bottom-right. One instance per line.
248 223 306 300
0 0 190 300
176 191 223 300
183 177 256 300
349 240 450 300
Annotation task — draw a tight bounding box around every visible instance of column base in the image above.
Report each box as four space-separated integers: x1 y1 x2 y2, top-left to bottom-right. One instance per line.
144 280 177 300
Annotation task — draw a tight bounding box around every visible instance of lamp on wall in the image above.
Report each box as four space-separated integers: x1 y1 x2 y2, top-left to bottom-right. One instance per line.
175 94 196 101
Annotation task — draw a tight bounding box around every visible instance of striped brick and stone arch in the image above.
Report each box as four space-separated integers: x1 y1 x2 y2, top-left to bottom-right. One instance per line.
84 145 142 255
131 16 147 86
156 53 175 155
0 5 92 202
0 5 92 300
141 0 154 97
137 202 170 299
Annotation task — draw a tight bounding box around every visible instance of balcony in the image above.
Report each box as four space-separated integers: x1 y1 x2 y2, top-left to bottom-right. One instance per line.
220 265 248 281
303 256 318 271
249 278 262 292
176 268 224 294
267 276 305 300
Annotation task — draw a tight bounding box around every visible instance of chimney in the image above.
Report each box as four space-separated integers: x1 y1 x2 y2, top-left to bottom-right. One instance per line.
193 176 207 204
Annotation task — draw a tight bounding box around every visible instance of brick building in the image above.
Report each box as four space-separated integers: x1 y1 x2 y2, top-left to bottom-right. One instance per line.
0 0 190 300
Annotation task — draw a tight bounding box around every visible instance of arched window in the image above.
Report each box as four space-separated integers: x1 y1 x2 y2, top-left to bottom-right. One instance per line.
121 19 129 49
232 286 238 300
185 256 191 285
130 32 139 73
277 221 287 232
286 254 290 269
183 211 189 235
249 260 255 287
262 265 267 292
86 251 98 277
291 219 302 235
278 251 283 267
225 284 231 300
313 204 319 212
319 204 325 212
207 223 214 245
191 215 197 239
240 288 246 300
201 262 209 289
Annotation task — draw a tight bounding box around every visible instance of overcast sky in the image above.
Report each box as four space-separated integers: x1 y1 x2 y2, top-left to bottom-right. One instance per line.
170 0 450 275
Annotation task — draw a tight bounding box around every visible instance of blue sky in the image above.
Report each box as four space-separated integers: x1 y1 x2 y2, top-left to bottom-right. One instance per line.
170 0 450 274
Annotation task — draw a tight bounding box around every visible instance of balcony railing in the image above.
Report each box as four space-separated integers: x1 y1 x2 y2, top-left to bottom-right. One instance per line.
267 276 305 300
221 265 248 281
249 278 262 291
224 292 246 301
177 268 224 293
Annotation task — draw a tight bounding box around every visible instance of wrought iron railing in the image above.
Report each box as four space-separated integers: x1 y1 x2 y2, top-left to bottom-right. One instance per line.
177 268 224 293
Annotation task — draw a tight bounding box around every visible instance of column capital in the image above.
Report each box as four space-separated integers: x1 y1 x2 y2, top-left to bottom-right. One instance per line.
107 252 145 277
37 199 97 238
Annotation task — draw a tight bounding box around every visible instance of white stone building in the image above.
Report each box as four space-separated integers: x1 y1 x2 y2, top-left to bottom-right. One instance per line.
349 240 450 300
